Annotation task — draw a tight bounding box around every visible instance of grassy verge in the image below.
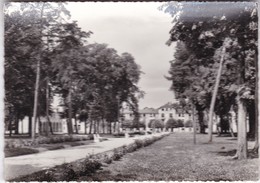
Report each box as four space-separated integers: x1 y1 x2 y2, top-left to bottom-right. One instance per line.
5 140 93 157
5 148 39 157
10 133 169 182
5 134 95 157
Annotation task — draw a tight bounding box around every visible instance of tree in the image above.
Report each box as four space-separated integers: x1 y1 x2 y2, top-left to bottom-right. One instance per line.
51 23 92 134
162 2 257 159
149 119 164 129
165 118 178 131
208 38 228 142
5 6 46 136
184 120 193 128
177 119 184 128
5 2 73 138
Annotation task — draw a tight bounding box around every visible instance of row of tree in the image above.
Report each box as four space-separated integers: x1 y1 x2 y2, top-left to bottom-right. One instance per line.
4 3 143 138
121 118 192 131
161 2 258 159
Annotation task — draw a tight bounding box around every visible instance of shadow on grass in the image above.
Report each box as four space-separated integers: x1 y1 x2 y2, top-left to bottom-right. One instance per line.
216 149 258 159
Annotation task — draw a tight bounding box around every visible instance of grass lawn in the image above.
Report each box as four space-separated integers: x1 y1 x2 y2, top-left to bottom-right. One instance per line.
5 140 93 157
79 133 259 181
5 148 39 157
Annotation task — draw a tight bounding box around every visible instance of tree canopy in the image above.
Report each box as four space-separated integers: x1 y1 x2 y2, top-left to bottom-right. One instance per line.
161 2 257 158
4 2 143 136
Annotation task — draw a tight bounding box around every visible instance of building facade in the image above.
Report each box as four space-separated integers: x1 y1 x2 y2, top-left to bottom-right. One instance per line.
121 102 193 127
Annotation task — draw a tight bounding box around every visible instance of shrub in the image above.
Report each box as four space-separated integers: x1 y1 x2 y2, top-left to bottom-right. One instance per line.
103 154 113 164
143 138 154 146
81 157 102 175
46 145 64 151
112 149 124 161
125 143 138 153
129 131 145 136
134 139 144 148
113 133 125 137
55 164 77 181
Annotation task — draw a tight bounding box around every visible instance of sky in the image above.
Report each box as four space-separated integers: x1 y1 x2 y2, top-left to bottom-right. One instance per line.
65 2 176 109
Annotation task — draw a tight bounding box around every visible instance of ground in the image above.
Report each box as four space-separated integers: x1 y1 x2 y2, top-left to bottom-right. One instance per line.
80 133 259 181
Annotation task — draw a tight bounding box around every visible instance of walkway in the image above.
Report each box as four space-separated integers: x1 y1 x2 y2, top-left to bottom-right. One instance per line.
4 133 166 180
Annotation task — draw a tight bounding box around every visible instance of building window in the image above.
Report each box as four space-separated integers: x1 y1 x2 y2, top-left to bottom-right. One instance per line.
162 108 164 111
130 114 132 117
143 114 146 117
161 113 165 117
189 114 191 116
179 114 181 117
170 113 173 118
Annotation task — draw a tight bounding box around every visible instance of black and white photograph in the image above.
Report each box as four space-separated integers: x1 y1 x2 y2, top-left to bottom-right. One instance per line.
3 1 260 181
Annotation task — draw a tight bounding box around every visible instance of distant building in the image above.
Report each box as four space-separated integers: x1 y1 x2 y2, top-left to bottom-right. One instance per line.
121 102 192 127
157 102 192 124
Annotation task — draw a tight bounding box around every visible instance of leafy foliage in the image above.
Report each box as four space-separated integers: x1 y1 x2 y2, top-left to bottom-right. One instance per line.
163 2 257 134
4 3 143 136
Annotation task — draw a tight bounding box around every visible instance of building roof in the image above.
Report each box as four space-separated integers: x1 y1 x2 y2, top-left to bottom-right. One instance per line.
158 102 179 109
121 107 158 114
139 107 158 114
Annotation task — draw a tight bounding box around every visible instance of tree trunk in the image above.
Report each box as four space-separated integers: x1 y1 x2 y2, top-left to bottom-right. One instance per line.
228 117 235 138
32 57 41 139
117 121 120 133
254 40 259 152
32 3 45 140
14 113 19 135
21 120 24 134
109 122 112 134
89 120 93 134
38 116 42 136
8 112 13 137
46 77 53 135
256 3 260 154
237 98 247 159
192 104 196 144
102 118 105 134
113 122 116 133
74 116 78 134
248 102 255 138
208 42 226 142
67 86 73 134
84 120 87 134
28 115 32 137
97 120 100 134
197 109 205 134
95 120 98 134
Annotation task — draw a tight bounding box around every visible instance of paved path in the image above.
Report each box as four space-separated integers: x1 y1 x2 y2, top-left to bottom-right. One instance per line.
4 133 167 180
